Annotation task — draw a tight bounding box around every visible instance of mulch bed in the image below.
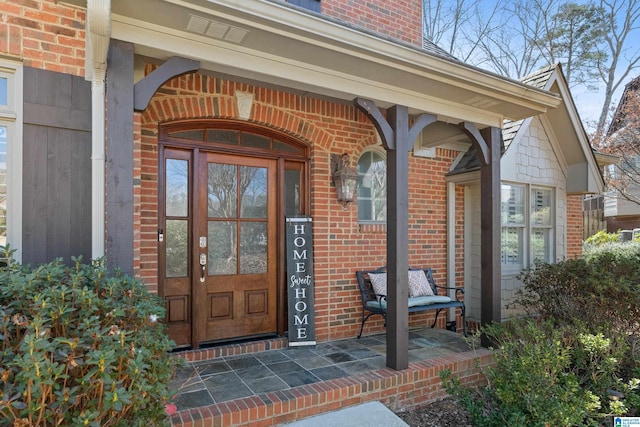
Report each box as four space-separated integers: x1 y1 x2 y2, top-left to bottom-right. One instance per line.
396 397 474 427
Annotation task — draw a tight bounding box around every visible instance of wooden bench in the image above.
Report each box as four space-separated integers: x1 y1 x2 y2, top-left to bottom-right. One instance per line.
355 266 466 338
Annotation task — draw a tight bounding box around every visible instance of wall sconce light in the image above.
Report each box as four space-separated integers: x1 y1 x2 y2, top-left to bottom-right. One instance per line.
331 153 358 210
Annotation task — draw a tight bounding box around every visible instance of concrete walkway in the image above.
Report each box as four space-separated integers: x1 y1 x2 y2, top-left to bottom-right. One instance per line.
281 401 409 427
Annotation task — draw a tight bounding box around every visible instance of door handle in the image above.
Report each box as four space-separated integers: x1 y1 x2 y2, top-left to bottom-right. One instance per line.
199 254 207 283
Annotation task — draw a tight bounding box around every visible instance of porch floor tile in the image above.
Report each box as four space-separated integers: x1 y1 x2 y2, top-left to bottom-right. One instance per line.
170 328 474 410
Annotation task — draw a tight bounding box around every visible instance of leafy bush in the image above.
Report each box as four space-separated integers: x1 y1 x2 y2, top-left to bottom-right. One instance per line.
0 258 177 426
443 243 640 425
517 243 640 337
584 230 621 247
443 320 601 427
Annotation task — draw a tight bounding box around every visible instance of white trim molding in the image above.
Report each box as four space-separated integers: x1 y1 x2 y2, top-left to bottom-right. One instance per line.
0 59 23 262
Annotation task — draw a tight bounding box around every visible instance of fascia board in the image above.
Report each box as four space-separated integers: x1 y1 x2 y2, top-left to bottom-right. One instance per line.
112 16 507 127
195 0 559 113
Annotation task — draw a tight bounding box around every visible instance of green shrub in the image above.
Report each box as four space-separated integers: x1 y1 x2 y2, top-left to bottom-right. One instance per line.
584 230 621 247
0 258 177 426
443 319 601 427
443 243 640 424
517 244 640 337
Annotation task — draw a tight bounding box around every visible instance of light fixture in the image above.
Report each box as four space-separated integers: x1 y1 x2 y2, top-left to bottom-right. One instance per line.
331 153 358 210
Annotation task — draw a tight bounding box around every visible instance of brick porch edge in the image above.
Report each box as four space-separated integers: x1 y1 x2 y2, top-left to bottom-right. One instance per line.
169 347 492 427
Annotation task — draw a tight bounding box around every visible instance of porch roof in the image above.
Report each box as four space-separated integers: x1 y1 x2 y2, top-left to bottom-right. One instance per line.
449 64 604 195
67 0 560 129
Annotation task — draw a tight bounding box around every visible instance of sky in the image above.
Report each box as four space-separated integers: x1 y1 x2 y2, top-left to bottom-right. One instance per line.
431 0 640 134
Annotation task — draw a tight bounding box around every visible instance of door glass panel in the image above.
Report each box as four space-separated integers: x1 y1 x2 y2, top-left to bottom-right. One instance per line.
240 222 267 274
165 159 188 217
165 220 188 277
208 221 237 275
208 163 237 218
241 133 270 150
285 169 300 216
240 166 267 218
0 126 6 245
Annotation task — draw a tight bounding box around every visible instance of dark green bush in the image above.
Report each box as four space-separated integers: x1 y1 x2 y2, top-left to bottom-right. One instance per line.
517 243 640 337
443 243 640 425
443 319 601 427
0 258 177 426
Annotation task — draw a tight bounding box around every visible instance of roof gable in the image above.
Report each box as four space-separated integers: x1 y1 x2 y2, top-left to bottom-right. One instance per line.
449 64 604 194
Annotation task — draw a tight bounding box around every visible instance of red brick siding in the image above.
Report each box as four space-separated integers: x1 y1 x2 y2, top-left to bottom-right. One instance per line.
0 0 85 76
322 0 423 47
606 216 640 233
566 194 583 259
139 66 464 341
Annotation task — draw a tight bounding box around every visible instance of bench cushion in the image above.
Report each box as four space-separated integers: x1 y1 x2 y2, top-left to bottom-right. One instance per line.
409 295 451 306
365 295 451 310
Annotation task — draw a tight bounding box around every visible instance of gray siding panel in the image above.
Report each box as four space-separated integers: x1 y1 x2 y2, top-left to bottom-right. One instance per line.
22 67 92 266
22 125 48 265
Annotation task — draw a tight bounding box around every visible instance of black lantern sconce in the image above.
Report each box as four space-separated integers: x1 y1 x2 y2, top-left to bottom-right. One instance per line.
331 153 358 210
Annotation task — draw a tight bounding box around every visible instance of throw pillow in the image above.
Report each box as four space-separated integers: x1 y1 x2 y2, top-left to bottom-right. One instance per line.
408 270 434 297
368 272 387 299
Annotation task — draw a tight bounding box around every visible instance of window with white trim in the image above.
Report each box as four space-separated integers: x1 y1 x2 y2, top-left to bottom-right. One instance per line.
0 60 23 260
357 148 386 222
501 183 554 270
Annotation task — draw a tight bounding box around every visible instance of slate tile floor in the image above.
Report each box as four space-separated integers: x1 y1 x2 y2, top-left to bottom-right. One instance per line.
170 328 472 411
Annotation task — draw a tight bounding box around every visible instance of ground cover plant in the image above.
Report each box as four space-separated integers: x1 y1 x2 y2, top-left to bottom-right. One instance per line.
442 240 640 426
0 253 177 426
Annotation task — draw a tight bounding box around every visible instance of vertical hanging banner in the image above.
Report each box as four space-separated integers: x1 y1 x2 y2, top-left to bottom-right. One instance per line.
286 217 316 347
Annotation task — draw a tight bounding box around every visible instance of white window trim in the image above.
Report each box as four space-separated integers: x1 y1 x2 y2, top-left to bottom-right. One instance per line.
0 59 23 262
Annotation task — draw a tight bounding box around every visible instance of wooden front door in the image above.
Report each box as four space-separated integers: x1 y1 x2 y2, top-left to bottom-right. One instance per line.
160 148 278 347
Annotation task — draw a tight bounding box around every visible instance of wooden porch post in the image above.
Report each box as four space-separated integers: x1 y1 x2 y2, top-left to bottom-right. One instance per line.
355 98 435 370
386 105 410 370
480 127 502 342
461 124 502 345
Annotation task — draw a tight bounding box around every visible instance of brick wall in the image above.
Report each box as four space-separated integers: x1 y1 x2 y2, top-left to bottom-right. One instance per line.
138 66 463 341
0 0 85 76
322 0 423 47
606 216 640 234
566 194 584 259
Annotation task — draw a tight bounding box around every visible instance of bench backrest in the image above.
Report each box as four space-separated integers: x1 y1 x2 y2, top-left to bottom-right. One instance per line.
355 267 438 305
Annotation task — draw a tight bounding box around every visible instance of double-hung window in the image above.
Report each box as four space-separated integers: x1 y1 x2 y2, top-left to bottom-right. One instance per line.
501 183 554 271
0 60 23 260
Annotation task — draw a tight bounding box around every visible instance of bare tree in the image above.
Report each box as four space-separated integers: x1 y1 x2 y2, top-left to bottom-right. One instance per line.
422 0 503 63
475 0 558 79
595 0 640 133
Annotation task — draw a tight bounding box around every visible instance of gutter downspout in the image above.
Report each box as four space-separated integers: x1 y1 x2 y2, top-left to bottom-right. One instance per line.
87 0 111 260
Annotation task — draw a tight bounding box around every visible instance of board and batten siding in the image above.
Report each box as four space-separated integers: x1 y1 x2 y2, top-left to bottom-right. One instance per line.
22 67 92 265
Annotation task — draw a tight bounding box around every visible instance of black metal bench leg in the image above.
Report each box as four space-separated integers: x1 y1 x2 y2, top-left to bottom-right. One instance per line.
431 308 443 328
358 310 367 339
461 306 467 337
